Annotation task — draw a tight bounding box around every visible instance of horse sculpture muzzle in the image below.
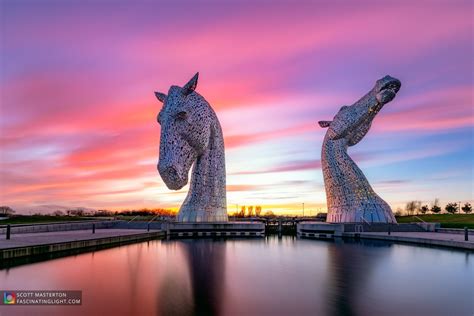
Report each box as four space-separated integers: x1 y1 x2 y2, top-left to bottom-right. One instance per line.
158 163 188 190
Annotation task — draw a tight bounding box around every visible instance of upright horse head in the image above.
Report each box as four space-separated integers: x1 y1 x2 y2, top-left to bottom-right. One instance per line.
155 73 228 222
318 75 401 223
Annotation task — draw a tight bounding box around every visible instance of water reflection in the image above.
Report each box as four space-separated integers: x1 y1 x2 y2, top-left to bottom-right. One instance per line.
325 239 391 316
157 239 226 316
0 237 472 316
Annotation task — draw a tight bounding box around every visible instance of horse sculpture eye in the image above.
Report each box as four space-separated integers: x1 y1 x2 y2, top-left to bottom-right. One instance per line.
176 111 187 121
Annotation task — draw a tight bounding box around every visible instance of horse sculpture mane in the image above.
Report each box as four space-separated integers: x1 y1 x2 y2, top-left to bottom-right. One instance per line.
318 75 401 223
155 73 228 222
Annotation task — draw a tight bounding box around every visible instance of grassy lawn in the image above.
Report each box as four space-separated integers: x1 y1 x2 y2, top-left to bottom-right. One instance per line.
0 215 98 225
396 214 474 229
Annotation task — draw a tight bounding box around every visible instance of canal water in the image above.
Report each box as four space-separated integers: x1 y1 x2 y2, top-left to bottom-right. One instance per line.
0 237 473 316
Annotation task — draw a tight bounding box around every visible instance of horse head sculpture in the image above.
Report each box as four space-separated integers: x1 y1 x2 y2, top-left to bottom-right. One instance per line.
318 75 401 223
155 73 228 222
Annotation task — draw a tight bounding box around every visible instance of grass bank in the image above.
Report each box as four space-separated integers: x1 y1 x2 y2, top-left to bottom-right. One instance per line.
396 214 474 229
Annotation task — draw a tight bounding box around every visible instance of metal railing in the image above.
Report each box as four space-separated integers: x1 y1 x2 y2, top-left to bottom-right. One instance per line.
127 215 140 223
360 216 371 226
147 214 160 224
413 216 426 223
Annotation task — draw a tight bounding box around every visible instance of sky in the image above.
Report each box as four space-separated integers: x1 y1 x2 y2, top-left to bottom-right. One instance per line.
0 0 473 215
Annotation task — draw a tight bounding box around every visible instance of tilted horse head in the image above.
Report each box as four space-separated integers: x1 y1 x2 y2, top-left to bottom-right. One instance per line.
318 75 401 223
155 73 216 190
318 75 401 145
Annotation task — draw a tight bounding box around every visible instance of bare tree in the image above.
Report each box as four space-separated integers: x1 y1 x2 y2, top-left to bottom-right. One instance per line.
415 201 422 215
255 206 262 217
394 207 403 217
239 206 246 217
247 206 254 217
405 201 417 216
0 206 15 216
68 209 85 217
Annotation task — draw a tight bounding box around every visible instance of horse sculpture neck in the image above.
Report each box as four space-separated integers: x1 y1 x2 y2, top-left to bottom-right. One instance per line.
321 133 396 224
177 117 228 222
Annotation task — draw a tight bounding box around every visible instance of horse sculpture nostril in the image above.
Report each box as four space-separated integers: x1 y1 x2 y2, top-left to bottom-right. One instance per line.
158 163 186 190
160 165 178 181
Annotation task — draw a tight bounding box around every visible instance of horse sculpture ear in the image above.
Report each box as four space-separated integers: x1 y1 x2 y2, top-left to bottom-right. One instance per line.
155 92 166 103
318 121 331 128
183 72 199 95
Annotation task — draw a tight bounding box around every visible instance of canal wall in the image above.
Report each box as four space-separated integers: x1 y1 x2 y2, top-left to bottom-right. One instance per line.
0 230 165 260
167 222 265 238
296 222 473 250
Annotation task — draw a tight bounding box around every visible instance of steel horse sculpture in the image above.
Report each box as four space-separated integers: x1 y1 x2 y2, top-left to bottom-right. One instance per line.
155 73 228 222
318 75 401 223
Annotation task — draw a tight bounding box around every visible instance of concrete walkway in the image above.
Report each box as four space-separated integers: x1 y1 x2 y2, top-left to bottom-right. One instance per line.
0 229 158 249
345 231 474 250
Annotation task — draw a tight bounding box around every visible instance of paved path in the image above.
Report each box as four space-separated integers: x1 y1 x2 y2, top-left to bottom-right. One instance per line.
351 231 474 250
0 229 158 250
362 231 473 242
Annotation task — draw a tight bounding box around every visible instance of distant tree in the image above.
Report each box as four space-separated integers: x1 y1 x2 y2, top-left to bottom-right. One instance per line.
255 206 262 217
461 203 472 214
239 206 246 217
93 209 113 217
117 208 174 217
445 203 457 214
68 209 85 216
247 206 254 217
420 205 429 215
263 210 275 218
415 201 422 215
405 201 418 216
431 198 441 214
431 205 441 214
394 208 403 217
52 210 64 216
0 206 15 216
394 207 403 216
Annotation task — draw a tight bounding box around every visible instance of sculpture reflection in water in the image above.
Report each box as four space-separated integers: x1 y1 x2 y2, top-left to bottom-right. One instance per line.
156 240 226 316
324 239 393 316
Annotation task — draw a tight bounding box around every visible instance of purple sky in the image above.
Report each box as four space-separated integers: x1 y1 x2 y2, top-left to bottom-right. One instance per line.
1 1 473 214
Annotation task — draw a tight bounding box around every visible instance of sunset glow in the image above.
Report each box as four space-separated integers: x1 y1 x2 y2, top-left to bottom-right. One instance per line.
1 1 473 214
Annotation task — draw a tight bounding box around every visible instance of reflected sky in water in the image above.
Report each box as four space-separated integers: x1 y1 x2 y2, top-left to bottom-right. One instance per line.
0 237 473 316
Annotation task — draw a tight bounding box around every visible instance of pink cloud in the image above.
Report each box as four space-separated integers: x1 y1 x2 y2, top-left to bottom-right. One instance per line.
1 1 472 212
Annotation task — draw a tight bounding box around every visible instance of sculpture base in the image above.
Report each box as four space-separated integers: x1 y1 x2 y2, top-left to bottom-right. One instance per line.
166 222 265 238
176 209 228 222
327 206 396 223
